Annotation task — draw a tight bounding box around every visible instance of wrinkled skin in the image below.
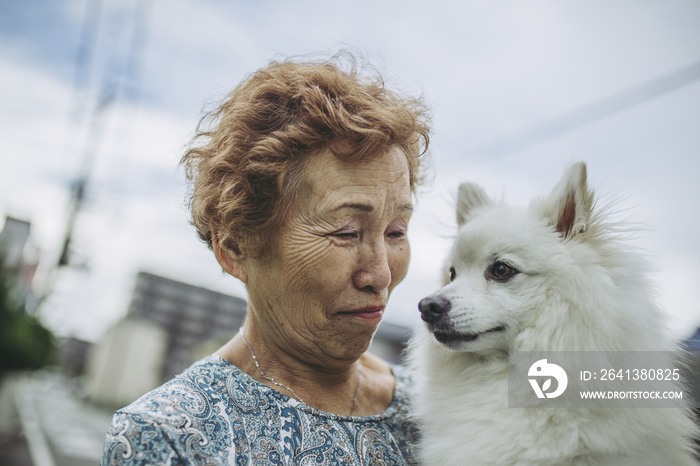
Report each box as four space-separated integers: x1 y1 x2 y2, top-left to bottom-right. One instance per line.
244 147 412 367
214 147 412 414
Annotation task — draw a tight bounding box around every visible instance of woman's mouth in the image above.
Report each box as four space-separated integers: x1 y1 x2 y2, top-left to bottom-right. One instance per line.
342 306 384 321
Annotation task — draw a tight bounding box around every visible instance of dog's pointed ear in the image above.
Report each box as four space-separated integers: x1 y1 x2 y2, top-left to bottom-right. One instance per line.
456 182 492 227
545 162 593 238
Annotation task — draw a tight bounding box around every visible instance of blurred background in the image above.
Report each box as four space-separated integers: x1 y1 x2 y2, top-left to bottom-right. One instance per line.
1 0 700 464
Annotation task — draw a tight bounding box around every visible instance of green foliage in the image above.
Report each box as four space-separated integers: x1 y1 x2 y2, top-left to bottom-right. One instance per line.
0 270 55 375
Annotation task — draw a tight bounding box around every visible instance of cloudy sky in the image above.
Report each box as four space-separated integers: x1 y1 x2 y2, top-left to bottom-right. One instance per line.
1 0 699 342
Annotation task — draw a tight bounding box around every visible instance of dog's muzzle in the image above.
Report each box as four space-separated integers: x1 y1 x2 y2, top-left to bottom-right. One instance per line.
418 295 451 324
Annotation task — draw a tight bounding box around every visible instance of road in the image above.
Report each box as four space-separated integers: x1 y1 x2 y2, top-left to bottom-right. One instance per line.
0 370 114 466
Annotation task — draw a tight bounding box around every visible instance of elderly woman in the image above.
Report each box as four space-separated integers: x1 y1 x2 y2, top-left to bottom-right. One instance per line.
101 54 430 465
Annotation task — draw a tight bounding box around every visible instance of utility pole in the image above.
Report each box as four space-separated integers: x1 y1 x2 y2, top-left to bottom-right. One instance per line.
58 89 115 267
56 0 154 269
43 0 154 312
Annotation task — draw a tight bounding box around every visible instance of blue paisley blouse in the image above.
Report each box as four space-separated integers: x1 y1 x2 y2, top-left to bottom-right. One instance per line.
101 355 419 465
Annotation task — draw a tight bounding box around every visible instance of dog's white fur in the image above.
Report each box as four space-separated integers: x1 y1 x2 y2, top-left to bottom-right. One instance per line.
408 163 697 465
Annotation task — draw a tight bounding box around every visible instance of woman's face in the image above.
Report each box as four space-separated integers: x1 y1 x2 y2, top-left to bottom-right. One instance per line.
244 147 412 364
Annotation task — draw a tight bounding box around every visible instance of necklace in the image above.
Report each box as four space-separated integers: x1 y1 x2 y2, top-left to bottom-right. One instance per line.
239 328 362 415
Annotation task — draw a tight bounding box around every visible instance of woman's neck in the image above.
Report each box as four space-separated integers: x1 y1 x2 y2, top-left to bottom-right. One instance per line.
214 323 395 416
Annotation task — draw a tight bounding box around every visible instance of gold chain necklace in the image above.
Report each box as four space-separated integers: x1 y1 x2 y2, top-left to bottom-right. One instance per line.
239 328 362 415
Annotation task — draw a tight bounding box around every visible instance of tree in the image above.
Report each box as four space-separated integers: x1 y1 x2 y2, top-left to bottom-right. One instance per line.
0 269 55 376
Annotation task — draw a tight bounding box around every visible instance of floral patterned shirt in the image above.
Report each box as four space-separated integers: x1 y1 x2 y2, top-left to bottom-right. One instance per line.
101 355 419 465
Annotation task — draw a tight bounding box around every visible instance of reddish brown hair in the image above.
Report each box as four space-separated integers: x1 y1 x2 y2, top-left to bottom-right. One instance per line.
181 53 431 257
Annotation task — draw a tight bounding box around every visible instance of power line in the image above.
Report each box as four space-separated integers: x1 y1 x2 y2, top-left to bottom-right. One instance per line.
122 0 155 102
70 0 104 118
38 0 156 313
475 60 700 157
58 0 104 173
57 0 155 270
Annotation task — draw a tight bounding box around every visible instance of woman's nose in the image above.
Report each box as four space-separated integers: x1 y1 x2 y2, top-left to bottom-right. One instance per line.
352 242 392 292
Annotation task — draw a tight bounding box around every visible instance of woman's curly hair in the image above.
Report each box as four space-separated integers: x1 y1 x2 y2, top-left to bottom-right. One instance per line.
181 53 431 258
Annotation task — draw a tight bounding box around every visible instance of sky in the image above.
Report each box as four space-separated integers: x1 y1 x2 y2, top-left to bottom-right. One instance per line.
1 0 699 342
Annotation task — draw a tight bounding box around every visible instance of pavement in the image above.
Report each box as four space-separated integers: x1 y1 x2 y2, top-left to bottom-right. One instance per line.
0 370 114 466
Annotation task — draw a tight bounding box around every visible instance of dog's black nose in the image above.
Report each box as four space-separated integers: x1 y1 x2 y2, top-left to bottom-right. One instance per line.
419 295 451 323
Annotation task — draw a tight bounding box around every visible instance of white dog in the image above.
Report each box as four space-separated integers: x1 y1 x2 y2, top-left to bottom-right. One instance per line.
409 163 697 465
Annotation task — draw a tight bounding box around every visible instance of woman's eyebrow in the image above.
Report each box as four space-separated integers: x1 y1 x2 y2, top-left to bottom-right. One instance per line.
398 203 414 213
332 202 413 214
333 202 374 213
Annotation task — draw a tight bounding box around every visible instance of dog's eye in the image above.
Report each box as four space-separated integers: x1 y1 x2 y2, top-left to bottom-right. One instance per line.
449 266 456 282
488 261 519 281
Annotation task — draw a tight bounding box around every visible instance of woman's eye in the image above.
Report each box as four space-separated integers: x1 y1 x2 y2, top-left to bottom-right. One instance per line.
488 261 519 281
333 231 357 239
449 267 456 282
387 230 406 239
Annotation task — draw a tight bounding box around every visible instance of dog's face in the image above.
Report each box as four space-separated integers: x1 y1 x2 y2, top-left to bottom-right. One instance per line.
420 207 553 353
420 163 596 353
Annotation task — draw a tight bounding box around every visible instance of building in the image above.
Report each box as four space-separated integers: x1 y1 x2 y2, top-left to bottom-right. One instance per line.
55 336 94 377
684 329 700 408
0 216 31 270
126 271 248 380
370 320 414 364
87 319 168 408
0 216 39 308
86 271 247 407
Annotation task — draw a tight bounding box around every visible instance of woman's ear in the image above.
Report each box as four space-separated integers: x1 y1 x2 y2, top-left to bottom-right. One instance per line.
212 234 248 283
